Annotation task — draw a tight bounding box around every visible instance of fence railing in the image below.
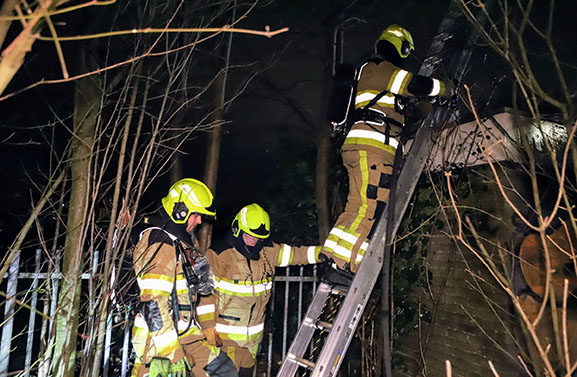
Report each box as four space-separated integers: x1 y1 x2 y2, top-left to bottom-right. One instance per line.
0 249 317 377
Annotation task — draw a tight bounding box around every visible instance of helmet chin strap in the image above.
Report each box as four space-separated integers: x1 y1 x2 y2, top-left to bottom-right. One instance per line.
229 231 263 260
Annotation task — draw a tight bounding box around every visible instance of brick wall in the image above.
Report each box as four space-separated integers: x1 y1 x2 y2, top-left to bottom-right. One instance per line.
393 167 529 377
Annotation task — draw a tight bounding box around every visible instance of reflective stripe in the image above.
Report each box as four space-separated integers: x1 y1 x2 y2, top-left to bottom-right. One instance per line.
196 304 215 315
346 129 399 149
355 91 396 108
323 238 336 251
177 320 202 332
390 69 409 94
333 244 353 260
329 227 358 245
175 276 187 294
216 323 264 336
134 315 148 329
355 241 369 263
307 246 318 264
153 330 178 348
278 244 293 267
352 151 369 231
216 279 254 294
155 336 180 356
430 78 441 96
137 276 174 294
215 277 272 296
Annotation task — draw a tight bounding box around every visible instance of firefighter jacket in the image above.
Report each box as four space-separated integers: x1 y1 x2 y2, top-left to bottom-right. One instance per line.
344 58 453 156
198 232 321 350
131 213 212 364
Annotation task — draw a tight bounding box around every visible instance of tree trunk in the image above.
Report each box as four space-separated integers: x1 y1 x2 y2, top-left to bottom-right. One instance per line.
316 125 331 241
199 14 234 252
0 0 19 49
0 0 67 96
51 72 99 377
316 18 341 242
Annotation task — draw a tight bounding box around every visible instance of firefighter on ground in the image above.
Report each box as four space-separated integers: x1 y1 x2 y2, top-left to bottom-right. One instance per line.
321 25 455 274
196 203 322 377
130 178 237 377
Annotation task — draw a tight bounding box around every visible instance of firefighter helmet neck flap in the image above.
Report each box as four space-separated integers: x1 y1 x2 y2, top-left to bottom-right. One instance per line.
161 178 216 224
375 24 415 64
232 203 271 240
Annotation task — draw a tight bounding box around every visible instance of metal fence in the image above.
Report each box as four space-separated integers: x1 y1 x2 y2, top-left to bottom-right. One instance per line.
0 249 317 377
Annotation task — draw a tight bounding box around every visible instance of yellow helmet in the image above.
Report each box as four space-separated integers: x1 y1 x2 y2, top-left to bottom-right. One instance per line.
161 178 216 224
376 24 415 58
232 203 271 239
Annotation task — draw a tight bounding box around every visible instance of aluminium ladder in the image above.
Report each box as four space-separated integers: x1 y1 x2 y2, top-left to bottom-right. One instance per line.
276 2 488 376
276 111 447 377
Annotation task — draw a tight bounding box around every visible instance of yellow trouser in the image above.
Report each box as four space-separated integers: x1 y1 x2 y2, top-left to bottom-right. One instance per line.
322 148 394 272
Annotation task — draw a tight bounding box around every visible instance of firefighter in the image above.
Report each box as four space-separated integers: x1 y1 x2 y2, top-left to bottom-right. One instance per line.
321 25 454 274
197 203 321 377
130 178 237 377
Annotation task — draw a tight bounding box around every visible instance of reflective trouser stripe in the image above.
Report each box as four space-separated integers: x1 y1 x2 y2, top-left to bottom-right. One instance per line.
351 151 369 231
196 304 216 322
152 331 180 356
216 323 264 342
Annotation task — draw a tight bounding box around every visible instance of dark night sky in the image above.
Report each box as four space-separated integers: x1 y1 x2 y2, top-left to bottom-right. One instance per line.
1 0 575 249
0 0 451 247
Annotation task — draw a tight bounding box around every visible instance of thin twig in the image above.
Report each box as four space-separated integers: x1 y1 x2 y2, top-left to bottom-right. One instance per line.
37 25 290 41
488 360 501 377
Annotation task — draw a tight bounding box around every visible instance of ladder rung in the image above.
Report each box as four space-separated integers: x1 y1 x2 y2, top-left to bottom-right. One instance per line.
288 354 316 370
330 285 349 296
316 320 333 331
302 316 316 327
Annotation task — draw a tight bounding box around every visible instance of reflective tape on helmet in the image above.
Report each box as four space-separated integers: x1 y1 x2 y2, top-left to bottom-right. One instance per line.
277 244 293 267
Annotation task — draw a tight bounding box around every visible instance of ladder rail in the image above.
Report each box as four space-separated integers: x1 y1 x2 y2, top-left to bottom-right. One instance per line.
276 283 333 376
277 2 494 375
311 124 439 377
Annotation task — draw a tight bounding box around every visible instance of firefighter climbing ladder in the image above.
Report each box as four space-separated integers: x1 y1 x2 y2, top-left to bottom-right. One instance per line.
277 3 489 377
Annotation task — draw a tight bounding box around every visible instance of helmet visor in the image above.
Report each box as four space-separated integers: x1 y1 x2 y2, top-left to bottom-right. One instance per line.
250 223 270 238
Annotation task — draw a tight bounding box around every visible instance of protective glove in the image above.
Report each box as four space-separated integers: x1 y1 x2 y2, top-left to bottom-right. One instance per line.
149 357 170 377
202 327 223 347
170 356 191 377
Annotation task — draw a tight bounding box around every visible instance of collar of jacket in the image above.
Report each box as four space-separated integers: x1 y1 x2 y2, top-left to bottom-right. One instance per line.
226 231 266 261
145 207 194 249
